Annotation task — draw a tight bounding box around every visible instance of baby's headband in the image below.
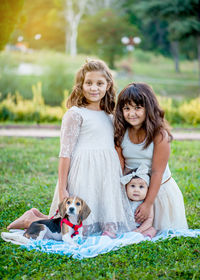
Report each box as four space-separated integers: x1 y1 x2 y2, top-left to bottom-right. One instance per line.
120 163 150 186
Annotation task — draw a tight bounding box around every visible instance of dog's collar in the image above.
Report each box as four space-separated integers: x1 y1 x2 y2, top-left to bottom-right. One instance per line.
61 218 83 238
50 209 59 220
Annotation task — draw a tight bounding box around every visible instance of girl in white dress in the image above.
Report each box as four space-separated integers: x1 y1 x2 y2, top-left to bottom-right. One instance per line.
114 82 188 230
8 59 135 237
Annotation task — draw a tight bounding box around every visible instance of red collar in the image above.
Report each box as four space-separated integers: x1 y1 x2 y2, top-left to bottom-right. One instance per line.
50 209 59 220
61 218 83 238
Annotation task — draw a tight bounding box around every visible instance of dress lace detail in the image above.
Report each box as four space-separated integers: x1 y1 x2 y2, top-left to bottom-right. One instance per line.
59 109 83 158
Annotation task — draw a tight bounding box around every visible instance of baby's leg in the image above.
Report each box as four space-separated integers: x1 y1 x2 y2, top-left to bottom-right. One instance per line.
142 227 157 239
7 208 48 230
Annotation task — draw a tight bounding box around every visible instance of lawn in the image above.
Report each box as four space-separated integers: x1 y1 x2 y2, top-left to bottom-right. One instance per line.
0 137 200 279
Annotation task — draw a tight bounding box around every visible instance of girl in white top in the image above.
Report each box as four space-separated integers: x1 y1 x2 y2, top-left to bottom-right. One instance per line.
114 82 188 230
7 59 135 237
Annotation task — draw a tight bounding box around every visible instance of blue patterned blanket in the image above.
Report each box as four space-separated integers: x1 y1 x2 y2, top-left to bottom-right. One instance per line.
1 229 200 259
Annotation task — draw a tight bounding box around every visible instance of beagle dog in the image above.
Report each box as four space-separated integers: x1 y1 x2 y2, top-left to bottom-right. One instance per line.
23 196 91 244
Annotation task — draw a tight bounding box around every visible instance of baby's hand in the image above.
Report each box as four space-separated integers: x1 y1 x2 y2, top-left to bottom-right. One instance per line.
135 201 152 224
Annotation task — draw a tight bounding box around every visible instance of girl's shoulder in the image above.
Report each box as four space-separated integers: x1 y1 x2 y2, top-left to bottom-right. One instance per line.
153 129 170 145
62 106 83 123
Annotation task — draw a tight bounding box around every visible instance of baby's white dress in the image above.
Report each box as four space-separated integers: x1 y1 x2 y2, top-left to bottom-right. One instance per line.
49 106 135 236
121 130 188 231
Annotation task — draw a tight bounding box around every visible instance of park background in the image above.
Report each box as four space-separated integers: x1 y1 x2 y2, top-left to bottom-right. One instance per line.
0 0 200 279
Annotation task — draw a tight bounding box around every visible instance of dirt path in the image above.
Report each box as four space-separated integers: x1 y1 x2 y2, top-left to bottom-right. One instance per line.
0 126 200 140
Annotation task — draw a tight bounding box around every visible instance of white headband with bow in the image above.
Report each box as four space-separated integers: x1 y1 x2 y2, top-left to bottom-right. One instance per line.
120 163 150 186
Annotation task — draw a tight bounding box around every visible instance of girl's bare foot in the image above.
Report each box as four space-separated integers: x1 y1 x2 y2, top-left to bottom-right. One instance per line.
31 208 48 219
102 231 117 239
142 227 157 239
7 208 48 230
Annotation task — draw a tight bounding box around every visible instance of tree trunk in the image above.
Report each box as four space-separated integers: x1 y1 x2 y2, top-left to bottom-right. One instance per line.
69 22 78 56
64 0 88 56
171 41 180 73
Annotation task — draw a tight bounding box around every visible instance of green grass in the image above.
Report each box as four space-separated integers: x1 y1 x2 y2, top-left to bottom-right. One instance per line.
116 50 199 99
0 49 199 106
0 137 200 279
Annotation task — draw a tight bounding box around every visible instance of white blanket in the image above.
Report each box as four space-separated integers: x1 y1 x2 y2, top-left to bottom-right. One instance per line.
1 229 200 259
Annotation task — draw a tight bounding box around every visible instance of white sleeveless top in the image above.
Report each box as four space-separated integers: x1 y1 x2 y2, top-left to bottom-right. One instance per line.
121 130 171 183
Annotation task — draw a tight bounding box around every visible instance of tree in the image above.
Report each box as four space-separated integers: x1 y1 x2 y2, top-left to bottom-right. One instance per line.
113 0 171 57
9 0 66 51
135 0 183 72
0 0 24 50
157 0 200 85
64 0 89 56
135 0 200 76
78 9 139 68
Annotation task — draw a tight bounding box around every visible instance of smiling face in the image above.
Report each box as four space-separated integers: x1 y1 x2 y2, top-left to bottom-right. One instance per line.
82 71 109 108
126 177 148 201
122 102 146 129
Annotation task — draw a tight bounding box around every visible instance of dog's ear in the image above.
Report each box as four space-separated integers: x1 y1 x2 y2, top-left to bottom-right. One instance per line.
58 197 68 218
78 199 91 223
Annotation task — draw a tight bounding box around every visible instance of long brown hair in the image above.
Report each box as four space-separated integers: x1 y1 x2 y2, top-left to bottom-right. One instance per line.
114 82 172 148
66 59 116 114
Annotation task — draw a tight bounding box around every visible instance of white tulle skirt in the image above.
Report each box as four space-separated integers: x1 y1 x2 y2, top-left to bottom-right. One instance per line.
49 149 136 236
153 177 188 230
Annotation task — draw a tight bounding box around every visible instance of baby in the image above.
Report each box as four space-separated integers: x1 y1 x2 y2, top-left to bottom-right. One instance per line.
121 164 157 238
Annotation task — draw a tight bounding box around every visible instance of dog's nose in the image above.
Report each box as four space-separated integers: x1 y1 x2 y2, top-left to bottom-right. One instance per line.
69 207 75 213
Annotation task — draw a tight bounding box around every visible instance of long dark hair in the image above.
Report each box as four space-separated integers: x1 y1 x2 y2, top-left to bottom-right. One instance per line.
114 82 172 148
66 59 116 114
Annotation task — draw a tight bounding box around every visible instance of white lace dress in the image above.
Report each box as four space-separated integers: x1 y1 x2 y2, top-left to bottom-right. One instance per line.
49 106 135 236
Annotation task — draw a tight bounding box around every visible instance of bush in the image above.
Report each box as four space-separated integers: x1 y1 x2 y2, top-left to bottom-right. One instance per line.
179 98 200 125
0 82 66 123
0 83 199 125
157 96 185 124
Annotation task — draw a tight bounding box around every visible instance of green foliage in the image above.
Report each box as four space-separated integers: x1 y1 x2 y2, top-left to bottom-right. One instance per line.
179 98 200 125
0 51 83 106
136 0 200 41
10 0 65 51
0 83 67 122
0 138 199 279
1 86 200 125
78 9 140 68
0 0 24 50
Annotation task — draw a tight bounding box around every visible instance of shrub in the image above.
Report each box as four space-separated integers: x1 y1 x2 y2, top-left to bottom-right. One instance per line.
179 97 200 125
0 82 66 122
157 96 184 124
0 84 199 125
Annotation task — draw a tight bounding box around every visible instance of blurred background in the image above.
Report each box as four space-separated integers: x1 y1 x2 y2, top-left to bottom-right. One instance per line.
0 0 199 126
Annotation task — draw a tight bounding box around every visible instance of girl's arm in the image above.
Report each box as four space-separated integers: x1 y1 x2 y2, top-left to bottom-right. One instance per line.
135 131 170 223
115 145 125 172
58 157 70 202
134 205 154 233
58 110 82 203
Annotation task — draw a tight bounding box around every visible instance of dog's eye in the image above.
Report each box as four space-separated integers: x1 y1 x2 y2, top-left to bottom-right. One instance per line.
67 201 71 205
76 202 80 206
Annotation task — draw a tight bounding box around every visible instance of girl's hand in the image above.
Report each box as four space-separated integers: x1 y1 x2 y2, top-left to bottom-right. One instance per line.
59 189 69 203
135 201 152 224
